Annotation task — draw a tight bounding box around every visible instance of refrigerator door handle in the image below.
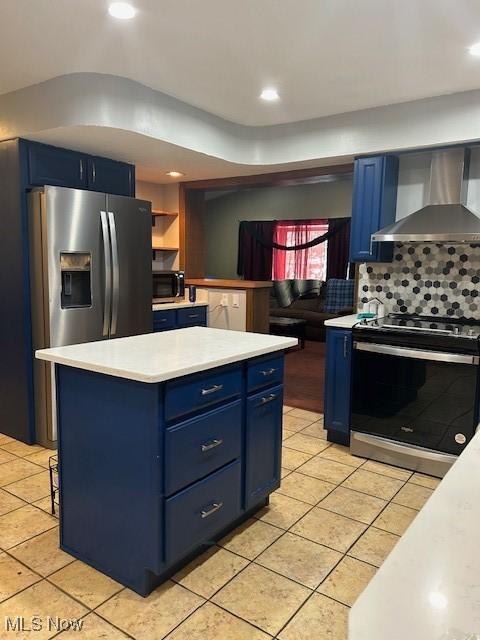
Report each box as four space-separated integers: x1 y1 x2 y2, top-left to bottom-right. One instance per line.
108 211 120 336
100 211 112 337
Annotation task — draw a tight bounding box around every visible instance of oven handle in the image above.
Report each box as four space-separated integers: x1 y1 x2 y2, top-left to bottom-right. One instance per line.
354 341 479 365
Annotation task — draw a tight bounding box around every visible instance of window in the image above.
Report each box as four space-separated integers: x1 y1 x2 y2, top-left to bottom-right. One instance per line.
272 220 329 280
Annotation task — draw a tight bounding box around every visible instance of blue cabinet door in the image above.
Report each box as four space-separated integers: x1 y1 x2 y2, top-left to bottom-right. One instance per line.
324 328 352 435
88 156 135 197
27 141 87 189
245 384 283 508
350 155 399 262
153 309 176 332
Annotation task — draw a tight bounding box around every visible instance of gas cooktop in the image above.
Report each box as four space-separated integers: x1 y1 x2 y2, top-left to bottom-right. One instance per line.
357 313 480 339
353 313 480 354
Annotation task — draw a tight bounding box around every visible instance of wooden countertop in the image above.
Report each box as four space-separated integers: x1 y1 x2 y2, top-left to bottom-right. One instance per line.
186 279 273 289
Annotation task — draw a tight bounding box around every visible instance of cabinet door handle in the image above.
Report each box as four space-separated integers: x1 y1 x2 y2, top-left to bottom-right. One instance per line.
260 367 276 376
201 384 223 396
188 313 199 318
159 318 167 323
343 335 348 358
79 159 84 181
201 438 223 452
201 502 223 519
257 393 277 407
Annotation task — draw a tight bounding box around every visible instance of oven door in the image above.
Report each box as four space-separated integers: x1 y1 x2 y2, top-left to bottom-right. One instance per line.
351 342 480 456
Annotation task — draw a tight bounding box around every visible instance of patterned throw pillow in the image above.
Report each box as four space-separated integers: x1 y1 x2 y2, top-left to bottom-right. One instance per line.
324 279 354 313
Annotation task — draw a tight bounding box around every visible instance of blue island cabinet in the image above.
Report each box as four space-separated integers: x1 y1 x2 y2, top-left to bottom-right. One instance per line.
55 352 284 596
349 155 399 263
324 328 352 445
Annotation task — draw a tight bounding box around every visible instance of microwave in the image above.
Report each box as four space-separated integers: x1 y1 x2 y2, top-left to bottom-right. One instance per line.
152 270 185 303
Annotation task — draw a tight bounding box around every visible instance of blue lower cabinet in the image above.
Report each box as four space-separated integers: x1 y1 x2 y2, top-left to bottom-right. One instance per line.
165 461 242 563
55 353 285 596
153 309 176 332
176 306 207 328
245 384 283 509
152 306 207 332
324 328 352 442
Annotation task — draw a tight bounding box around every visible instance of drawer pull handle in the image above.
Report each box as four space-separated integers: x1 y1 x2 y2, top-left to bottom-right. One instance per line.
261 367 276 376
159 318 168 323
188 313 199 318
201 384 223 396
201 438 223 452
201 501 223 519
258 393 277 406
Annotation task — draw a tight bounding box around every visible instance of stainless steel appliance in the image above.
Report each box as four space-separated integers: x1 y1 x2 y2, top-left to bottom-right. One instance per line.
152 270 185 303
29 186 152 446
350 313 480 477
372 148 480 244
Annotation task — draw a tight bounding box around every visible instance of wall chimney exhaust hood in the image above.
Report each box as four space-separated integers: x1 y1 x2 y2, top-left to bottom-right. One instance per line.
372 148 480 244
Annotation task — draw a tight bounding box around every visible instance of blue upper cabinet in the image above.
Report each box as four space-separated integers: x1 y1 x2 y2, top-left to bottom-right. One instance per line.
27 141 87 189
24 140 134 196
88 156 135 197
324 328 352 439
350 155 399 262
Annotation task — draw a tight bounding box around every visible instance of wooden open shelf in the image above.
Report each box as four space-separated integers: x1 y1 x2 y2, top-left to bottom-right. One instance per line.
152 245 179 252
151 210 179 217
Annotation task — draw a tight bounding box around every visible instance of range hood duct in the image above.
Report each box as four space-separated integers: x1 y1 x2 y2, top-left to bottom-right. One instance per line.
372 148 480 244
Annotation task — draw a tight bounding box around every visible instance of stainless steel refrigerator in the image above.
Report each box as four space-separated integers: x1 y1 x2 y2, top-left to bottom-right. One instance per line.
28 186 152 447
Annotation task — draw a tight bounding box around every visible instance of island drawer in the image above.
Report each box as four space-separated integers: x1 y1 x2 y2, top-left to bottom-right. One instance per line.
164 400 242 495
165 365 242 423
165 460 241 563
247 354 284 393
153 309 176 332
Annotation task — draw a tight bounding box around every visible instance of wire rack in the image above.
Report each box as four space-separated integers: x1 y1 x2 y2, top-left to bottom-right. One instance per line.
49 455 59 517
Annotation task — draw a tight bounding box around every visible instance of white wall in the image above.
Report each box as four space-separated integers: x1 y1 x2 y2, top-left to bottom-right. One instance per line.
198 288 247 331
396 147 480 219
204 178 353 279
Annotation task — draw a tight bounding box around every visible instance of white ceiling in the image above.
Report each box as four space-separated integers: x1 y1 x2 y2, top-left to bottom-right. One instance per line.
3 0 480 126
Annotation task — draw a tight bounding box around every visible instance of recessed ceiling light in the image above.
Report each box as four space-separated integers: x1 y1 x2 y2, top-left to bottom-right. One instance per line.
260 88 280 102
108 2 136 19
469 41 480 56
165 171 185 178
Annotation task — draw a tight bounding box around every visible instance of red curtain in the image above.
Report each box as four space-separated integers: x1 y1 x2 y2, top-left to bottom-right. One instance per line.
272 220 329 280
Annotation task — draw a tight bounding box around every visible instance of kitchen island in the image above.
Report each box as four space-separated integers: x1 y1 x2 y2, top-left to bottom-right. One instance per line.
36 327 296 596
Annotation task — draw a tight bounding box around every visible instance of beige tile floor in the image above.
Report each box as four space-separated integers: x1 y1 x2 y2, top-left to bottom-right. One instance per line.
0 408 440 639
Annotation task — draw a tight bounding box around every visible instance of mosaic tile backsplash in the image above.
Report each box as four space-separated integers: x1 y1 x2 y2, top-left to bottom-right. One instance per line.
358 243 480 319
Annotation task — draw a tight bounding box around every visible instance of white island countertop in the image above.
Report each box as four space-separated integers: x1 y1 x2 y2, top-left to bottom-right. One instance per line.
350 430 480 639
35 327 297 383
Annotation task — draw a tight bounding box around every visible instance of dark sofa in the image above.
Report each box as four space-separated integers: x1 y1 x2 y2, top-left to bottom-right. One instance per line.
270 279 354 341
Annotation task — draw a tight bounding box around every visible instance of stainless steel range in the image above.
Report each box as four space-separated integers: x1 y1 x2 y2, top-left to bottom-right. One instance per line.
350 313 480 477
